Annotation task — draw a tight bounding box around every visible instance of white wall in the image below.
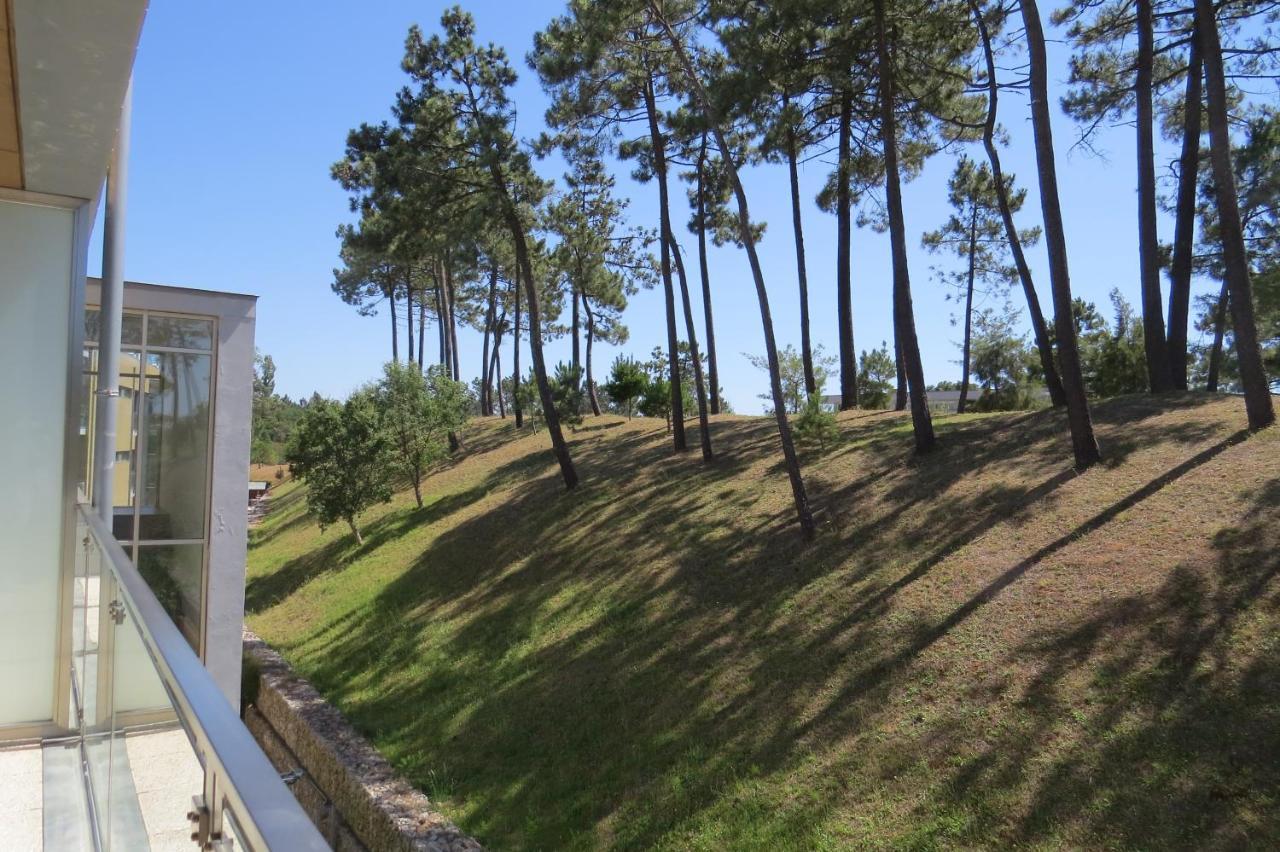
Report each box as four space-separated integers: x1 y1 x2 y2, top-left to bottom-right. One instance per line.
0 198 75 726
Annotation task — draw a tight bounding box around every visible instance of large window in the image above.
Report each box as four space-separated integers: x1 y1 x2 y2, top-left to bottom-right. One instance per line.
83 308 216 653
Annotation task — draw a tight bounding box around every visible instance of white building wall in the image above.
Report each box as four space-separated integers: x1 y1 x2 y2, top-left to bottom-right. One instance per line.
0 197 76 727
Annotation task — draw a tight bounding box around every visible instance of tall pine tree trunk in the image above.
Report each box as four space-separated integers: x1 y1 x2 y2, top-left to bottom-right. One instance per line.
837 90 858 410
491 165 578 487
513 258 523 428
583 293 602 416
895 336 908 411
673 240 714 460
959 208 977 415
435 271 447 366
643 71 687 451
446 260 461 382
695 132 721 414
650 1 815 537
785 96 817 398
481 264 498 415
1137 0 1173 391
1021 0 1102 468
418 288 426 370
1195 0 1275 429
493 322 507 418
874 0 935 452
406 280 416 366
1167 38 1202 390
571 282 581 379
389 286 399 363
967 0 1066 406
1206 277 1229 392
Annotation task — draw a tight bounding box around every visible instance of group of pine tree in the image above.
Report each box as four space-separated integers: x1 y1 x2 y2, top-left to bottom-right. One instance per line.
320 0 1277 539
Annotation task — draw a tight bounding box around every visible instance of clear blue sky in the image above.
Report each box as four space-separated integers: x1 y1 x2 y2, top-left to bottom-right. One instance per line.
90 1 1217 412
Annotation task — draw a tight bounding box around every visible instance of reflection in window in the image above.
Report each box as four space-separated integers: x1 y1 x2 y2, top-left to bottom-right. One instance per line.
80 348 144 540
145 315 213 350
84 309 144 346
82 305 216 655
136 544 204 651
140 352 212 541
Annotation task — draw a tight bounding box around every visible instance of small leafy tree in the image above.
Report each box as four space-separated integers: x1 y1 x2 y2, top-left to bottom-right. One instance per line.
514 367 543 425
969 303 1037 412
857 344 897 410
373 362 472 509
375 362 439 508
1088 290 1149 399
793 396 840 451
550 362 586 429
251 352 306 464
603 356 648 418
286 392 392 545
639 373 677 432
746 344 834 415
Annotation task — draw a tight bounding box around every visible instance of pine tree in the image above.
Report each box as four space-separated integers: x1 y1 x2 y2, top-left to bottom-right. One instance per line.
922 156 1037 413
646 0 816 536
1021 0 1103 468
963 0 1067 406
401 9 581 488
1194 0 1275 428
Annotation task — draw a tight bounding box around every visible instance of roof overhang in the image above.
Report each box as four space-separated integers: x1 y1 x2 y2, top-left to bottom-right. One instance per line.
2 0 148 199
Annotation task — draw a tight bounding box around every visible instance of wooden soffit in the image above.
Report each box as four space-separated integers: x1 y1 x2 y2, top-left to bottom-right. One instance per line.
0 0 22 189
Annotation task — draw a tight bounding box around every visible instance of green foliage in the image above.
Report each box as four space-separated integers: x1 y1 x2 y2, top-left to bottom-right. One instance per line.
793 395 840 450
968 302 1040 412
857 344 896 410
603 355 648 418
644 345 698 423
251 352 306 464
1068 290 1149 398
639 373 678 432
550 362 586 429
514 369 543 425
373 362 471 506
745 344 834 415
922 155 1035 300
286 392 393 542
1195 105 1280 389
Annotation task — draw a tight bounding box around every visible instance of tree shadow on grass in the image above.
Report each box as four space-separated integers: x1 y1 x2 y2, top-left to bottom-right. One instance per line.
270 395 1269 848
912 470 1280 849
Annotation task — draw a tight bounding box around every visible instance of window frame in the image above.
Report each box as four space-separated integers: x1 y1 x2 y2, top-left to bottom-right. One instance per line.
83 305 219 657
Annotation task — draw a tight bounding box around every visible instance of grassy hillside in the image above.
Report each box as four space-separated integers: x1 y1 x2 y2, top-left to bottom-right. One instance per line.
246 395 1280 850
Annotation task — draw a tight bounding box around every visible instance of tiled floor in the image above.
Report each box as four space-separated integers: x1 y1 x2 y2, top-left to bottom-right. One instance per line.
126 728 204 851
0 745 44 852
0 727 204 852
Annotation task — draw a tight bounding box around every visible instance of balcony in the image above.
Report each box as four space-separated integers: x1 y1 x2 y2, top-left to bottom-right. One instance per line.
0 503 328 851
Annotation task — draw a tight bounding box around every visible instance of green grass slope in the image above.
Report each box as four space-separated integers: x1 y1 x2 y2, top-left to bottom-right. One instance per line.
246 395 1280 850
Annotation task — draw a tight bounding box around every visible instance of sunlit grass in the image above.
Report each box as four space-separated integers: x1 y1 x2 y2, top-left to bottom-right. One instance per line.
247 395 1280 850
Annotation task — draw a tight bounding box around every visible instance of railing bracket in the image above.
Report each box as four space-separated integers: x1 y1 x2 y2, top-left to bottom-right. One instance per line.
188 796 212 848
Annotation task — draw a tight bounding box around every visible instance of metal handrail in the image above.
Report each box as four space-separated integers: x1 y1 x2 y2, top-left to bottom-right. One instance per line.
78 503 329 851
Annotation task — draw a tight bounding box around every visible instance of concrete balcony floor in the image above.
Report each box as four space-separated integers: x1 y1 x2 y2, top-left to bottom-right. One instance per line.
0 726 202 852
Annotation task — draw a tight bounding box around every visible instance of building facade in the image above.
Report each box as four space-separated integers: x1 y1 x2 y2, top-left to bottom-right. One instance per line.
0 2 326 848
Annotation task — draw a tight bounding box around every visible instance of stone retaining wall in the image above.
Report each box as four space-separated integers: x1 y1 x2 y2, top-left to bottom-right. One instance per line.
242 630 482 852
